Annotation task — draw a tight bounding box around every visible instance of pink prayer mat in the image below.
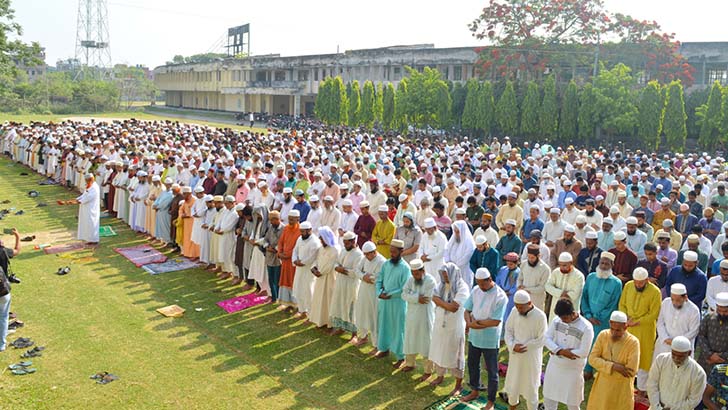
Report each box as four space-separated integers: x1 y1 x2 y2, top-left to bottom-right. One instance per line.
216 293 270 314
43 242 93 255
114 244 167 267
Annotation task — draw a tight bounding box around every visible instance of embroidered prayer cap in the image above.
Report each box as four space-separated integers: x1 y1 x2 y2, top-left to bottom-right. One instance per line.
362 241 376 253
342 231 356 241
474 268 491 280
633 267 649 281
299 221 312 230
288 210 300 218
683 250 698 262
671 336 692 353
610 311 628 323
716 292 728 307
409 259 425 270
513 290 530 304
670 283 687 295
600 252 615 262
558 252 573 263
390 239 405 249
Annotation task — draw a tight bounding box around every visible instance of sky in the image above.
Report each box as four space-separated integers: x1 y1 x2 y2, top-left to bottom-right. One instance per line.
10 0 728 69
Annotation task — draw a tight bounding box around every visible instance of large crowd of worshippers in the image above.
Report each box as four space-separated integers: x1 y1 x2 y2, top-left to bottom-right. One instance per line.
6 118 728 409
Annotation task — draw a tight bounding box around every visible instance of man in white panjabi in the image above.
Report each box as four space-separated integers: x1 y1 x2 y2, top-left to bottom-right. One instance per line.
544 252 585 323
337 200 358 239
503 290 547 410
319 196 341 233
309 226 339 329
197 195 214 265
130 172 150 232
646 336 706 410
517 244 551 313
77 173 100 244
400 259 436 375
419 217 447 284
329 231 364 339
353 241 385 348
292 221 321 319
542 298 594 410
654 283 701 359
216 196 239 278
426 262 470 395
190 188 208 256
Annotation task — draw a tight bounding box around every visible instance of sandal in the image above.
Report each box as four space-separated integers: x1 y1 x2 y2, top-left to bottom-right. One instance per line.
10 337 34 349
15 210 24 215
36 203 47 207
56 266 71 276
11 367 36 375
97 374 119 384
21 346 45 358
8 361 32 370
20 235 35 242
1 200 10 204
90 371 109 380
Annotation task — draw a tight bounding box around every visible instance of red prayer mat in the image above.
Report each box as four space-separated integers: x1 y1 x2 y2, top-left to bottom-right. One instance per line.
216 293 269 314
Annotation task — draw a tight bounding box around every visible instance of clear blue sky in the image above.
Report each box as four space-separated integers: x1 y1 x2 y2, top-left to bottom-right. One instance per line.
11 0 728 69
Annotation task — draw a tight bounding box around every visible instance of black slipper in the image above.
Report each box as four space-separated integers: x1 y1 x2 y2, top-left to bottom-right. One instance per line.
36 203 47 207
15 210 24 215
56 266 70 276
20 235 35 242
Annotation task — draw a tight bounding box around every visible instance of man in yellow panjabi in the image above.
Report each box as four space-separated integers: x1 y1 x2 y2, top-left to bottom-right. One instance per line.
617 266 661 396
372 205 395 258
587 310 640 410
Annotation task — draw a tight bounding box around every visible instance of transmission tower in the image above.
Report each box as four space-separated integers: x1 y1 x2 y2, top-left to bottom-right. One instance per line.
74 0 112 79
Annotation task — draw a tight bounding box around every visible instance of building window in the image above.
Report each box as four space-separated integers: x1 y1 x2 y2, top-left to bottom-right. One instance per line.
216 71 221 81
237 98 242 109
314 69 319 81
275 70 286 81
393 67 401 78
707 68 728 85
453 65 462 81
256 71 267 82
298 70 309 81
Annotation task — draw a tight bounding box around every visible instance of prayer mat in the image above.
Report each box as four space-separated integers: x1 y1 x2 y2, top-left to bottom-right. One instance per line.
114 244 167 267
99 226 117 237
216 293 270 314
142 257 201 275
43 242 89 255
424 391 507 410
156 305 185 318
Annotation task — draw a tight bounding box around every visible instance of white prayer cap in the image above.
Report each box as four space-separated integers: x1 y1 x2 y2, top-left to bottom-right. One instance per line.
662 219 673 227
164 177 173 184
514 290 531 304
432 186 441 193
610 206 620 214
614 231 627 241
224 195 235 202
359 201 370 208
282 187 292 194
575 215 586 224
324 195 334 202
585 231 598 240
475 268 491 280
601 251 615 262
203 195 213 202
424 218 436 229
716 292 728 307
563 224 575 233
505 219 516 226
171 183 181 190
181 186 192 193
720 259 728 269
660 197 670 205
687 234 700 243
670 283 687 295
339 183 349 190
310 195 320 202
595 195 604 201
558 252 573 263
565 197 574 205
212 195 224 202
288 209 300 218
193 186 204 193
398 194 408 201
342 199 353 207
633 267 649 281
137 171 148 177
378 205 389 213
299 221 312 230
603 217 613 225
151 175 161 182
626 216 638 225
342 231 356 241
257 181 267 188
671 336 692 353
610 311 628 323
409 259 425 271
390 239 405 249
683 250 698 262
234 203 245 211
455 208 467 215
549 207 561 214
617 191 627 198
362 241 376 253
474 235 487 246
543 201 553 208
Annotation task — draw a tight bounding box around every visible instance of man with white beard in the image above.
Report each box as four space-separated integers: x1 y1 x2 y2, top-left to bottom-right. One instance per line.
307 196 322 231
654 283 701 358
276 187 296 223
542 298 594 410
292 221 321 319
419 218 447 282
353 241 386 348
319 195 341 233
330 231 363 339
646 336 706 410
337 200 358 239
400 259 436 374
503 290 547 410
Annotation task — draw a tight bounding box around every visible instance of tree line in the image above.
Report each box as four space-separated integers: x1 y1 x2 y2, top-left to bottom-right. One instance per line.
313 63 724 152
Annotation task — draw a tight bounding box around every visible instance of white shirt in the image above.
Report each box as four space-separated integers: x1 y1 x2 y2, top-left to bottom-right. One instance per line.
655 298 701 357
646 353 706 410
706 276 728 312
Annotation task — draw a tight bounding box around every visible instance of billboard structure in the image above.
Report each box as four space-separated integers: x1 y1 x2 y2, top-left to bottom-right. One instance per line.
226 24 250 57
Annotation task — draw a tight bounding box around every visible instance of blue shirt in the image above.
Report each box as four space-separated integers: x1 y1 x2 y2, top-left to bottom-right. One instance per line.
665 266 707 308
557 190 577 209
292 201 311 222
464 285 507 349
522 218 545 240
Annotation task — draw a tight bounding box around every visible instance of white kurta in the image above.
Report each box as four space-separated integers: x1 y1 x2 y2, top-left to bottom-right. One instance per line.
646 353 706 410
329 247 364 327
199 207 216 264
355 254 386 344
292 236 321 313
218 207 239 272
248 222 269 292
544 268 585 323
309 245 339 327
131 183 149 232
402 274 436 357
210 208 226 264
543 315 594 406
420 231 448 281
504 306 547 407
517 260 551 313
654 298 701 358
190 198 208 245
428 278 470 370
706 276 728 312
76 182 100 243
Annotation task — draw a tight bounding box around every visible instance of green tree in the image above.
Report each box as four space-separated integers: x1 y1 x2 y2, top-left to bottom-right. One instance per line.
461 79 480 132
399 67 451 129
315 77 332 123
520 81 540 137
540 75 559 138
637 80 664 150
394 78 408 130
477 81 496 136
663 81 687 151
496 80 518 136
374 82 384 124
685 86 709 139
114 64 158 109
578 83 597 143
450 82 467 128
360 80 376 129
348 80 361 126
697 81 723 149
334 76 348 125
559 80 578 141
593 64 638 140
382 83 395 130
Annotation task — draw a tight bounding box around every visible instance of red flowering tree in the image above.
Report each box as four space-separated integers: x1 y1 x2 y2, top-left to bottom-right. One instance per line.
469 0 694 86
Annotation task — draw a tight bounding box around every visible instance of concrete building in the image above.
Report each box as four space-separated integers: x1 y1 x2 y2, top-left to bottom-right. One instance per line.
153 42 728 116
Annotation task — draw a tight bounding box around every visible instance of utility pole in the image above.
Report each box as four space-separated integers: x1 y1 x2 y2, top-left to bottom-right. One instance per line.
75 0 112 80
